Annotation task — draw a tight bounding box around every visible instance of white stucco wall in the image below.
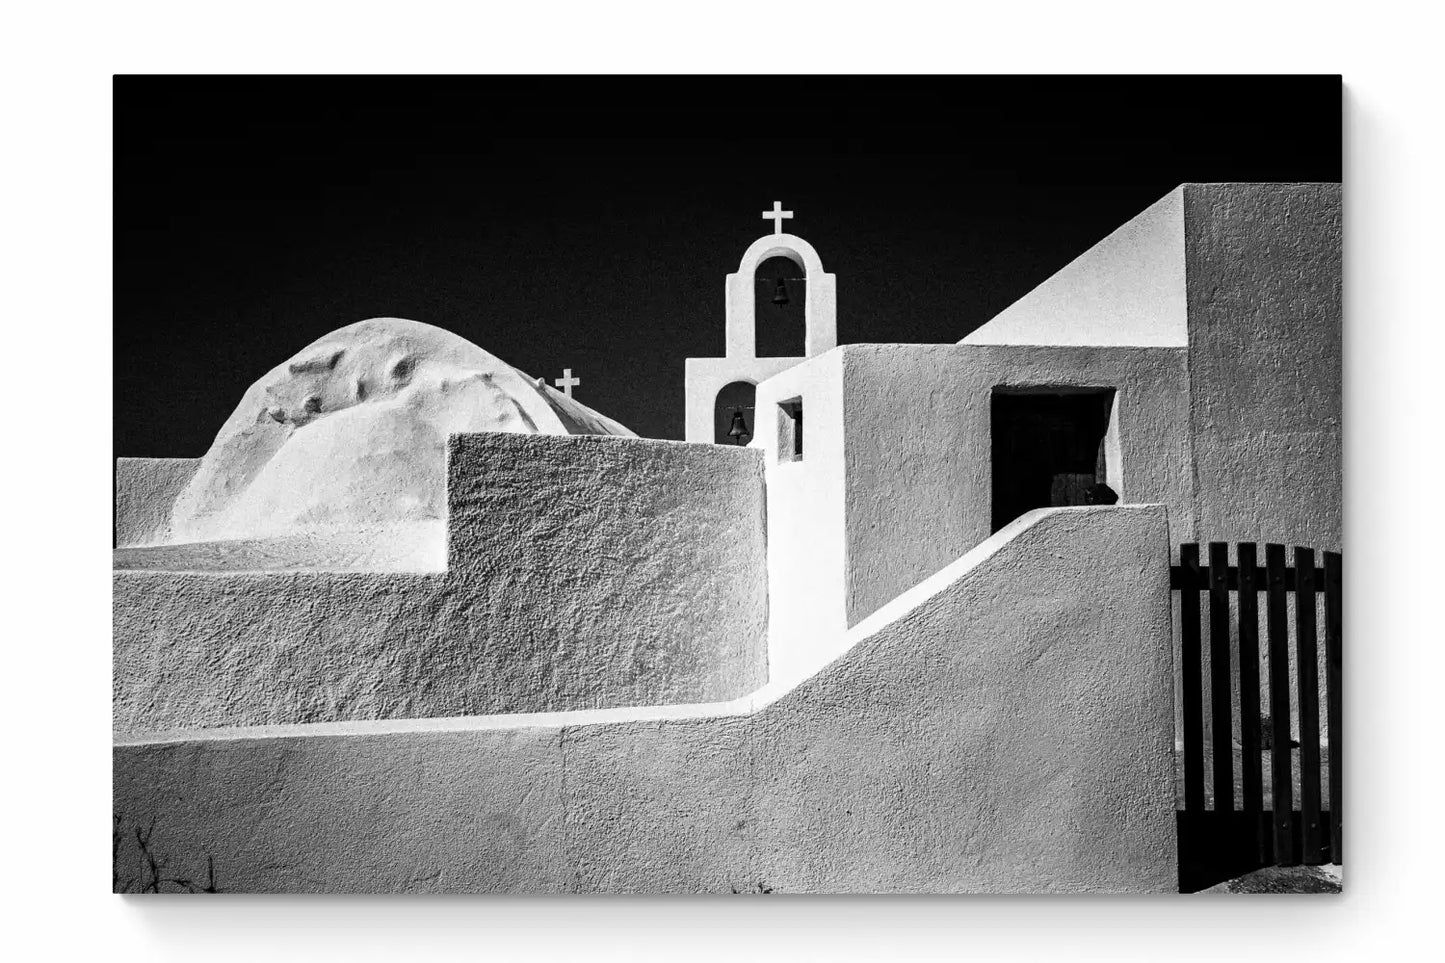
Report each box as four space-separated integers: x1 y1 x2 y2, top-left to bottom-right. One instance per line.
114 506 1178 894
838 343 1192 626
114 457 201 547
683 356 801 444
752 351 850 687
1182 183 1342 552
959 181 1340 554
113 433 768 734
961 188 1187 348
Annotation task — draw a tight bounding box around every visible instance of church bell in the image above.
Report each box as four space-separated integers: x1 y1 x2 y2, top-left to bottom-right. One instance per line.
727 409 751 445
771 278 790 307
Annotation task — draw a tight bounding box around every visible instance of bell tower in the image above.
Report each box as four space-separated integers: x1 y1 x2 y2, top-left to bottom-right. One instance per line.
684 203 838 443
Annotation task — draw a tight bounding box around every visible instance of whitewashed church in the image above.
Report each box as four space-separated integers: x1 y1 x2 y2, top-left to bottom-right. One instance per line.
113 183 1341 894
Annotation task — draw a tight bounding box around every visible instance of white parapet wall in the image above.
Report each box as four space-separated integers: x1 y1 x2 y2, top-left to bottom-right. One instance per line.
752 350 850 687
115 505 1179 894
113 433 769 734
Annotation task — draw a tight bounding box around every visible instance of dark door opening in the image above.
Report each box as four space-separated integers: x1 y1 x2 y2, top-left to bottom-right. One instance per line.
990 388 1116 533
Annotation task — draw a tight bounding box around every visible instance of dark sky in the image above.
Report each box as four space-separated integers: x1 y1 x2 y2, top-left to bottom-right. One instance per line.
114 76 1340 454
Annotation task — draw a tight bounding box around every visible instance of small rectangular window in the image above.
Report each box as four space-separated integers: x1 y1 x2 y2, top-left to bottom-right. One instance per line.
777 398 803 463
990 386 1117 532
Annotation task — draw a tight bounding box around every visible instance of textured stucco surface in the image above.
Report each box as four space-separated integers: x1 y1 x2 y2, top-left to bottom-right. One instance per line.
961 188 1187 348
444 433 769 697
1183 183 1342 552
114 433 767 734
839 343 1192 626
114 457 200 547
115 506 1178 894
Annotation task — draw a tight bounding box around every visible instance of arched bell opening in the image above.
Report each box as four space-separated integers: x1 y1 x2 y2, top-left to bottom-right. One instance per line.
754 254 808 359
713 380 758 446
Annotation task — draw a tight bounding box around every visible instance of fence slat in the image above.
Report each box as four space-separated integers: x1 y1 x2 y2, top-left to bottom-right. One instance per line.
1294 547 1324 863
1265 544 1295 865
1209 542 1234 812
1324 551 1343 864
1236 543 1266 863
1179 544 1205 814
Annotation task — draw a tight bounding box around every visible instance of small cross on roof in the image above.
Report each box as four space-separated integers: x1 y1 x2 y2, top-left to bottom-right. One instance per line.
554 368 580 399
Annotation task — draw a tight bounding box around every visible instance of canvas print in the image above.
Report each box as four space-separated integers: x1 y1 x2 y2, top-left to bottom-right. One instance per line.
113 75 1342 895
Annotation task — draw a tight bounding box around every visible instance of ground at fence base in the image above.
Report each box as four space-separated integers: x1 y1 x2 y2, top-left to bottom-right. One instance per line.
1199 864 1341 894
1176 809 1338 892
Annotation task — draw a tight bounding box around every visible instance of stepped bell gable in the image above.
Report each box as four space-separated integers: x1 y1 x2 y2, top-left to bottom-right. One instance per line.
684 202 837 444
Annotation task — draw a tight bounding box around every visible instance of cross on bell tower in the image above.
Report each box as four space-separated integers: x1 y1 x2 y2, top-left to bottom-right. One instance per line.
762 201 793 234
681 206 838 443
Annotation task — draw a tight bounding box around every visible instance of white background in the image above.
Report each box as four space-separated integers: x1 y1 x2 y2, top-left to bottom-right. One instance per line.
1 2 1438 959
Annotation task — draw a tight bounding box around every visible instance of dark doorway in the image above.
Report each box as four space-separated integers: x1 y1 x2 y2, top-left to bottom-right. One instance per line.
990 388 1116 532
714 381 757 445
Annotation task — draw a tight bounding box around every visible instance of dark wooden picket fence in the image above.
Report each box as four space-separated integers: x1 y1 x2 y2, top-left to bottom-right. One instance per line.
1172 543 1342 880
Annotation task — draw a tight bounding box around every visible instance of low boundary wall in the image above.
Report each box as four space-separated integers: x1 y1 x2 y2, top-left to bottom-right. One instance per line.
115 506 1178 893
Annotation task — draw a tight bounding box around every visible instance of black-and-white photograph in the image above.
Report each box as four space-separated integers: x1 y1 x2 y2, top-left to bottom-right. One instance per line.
108 74 1344 897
